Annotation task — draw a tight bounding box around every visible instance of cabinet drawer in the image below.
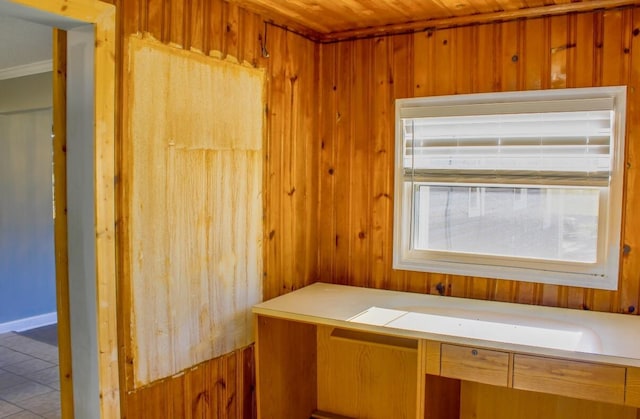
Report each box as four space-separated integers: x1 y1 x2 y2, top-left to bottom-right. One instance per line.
513 354 625 404
627 367 640 407
440 344 510 387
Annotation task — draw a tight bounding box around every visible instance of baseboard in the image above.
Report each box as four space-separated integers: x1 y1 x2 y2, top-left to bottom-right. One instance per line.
0 312 57 334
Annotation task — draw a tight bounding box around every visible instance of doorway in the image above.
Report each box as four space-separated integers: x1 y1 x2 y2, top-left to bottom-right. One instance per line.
0 1 119 417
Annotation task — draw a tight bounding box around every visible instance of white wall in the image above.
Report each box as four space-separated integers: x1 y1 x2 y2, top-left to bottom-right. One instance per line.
0 72 52 113
66 25 100 418
0 71 56 327
0 106 56 325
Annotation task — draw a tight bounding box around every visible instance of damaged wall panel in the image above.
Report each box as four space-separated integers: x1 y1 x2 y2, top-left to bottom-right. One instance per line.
126 35 264 387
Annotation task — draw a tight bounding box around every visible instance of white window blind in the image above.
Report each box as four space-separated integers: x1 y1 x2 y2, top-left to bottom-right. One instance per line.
402 99 614 186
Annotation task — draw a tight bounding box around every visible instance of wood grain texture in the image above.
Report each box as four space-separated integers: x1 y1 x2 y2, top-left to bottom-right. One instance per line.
52 28 75 419
424 375 461 419
460 380 637 419
116 0 319 416
317 325 417 419
425 340 442 375
513 354 626 404
627 367 640 407
441 344 510 387
126 35 264 386
317 8 640 315
226 0 640 41
255 316 316 419
114 1 640 417
124 345 255 419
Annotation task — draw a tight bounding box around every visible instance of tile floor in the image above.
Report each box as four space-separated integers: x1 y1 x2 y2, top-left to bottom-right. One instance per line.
0 326 60 419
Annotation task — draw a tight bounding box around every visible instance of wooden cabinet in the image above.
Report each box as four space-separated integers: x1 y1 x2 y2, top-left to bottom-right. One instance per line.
421 340 639 417
253 283 640 419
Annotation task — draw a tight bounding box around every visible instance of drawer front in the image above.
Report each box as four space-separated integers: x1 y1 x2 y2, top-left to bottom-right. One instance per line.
440 344 510 387
626 367 640 407
513 354 625 404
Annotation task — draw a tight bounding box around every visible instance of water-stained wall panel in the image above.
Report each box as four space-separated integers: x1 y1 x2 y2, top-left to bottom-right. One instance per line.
127 35 264 387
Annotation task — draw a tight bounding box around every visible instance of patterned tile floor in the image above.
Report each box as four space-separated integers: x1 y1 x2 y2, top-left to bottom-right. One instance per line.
0 326 60 418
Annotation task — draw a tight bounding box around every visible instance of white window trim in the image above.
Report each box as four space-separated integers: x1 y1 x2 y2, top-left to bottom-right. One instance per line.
393 87 627 290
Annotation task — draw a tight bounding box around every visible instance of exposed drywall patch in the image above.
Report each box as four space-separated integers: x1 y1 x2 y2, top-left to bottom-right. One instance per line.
127 35 265 387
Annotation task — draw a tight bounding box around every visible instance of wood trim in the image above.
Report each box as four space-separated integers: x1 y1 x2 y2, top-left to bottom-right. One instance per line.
319 0 640 42
0 59 53 80
94 6 119 418
6 0 114 20
416 340 427 418
8 1 120 417
52 28 74 419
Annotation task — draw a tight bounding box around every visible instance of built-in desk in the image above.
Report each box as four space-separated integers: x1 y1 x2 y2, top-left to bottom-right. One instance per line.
253 283 640 419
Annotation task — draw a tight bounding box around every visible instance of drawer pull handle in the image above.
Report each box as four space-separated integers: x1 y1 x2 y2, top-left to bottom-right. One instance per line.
471 349 478 356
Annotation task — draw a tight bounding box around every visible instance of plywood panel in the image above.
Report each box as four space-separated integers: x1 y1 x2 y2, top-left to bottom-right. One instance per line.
127 35 264 386
317 325 417 419
255 316 316 419
460 381 637 419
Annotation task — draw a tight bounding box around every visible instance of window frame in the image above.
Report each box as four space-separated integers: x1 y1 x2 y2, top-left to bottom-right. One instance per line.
393 87 627 290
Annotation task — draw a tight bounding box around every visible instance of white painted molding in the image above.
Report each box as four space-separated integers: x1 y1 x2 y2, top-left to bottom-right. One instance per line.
0 312 57 334
0 59 52 81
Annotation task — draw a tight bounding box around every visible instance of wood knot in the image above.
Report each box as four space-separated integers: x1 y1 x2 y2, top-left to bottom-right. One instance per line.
358 231 366 239
634 28 640 36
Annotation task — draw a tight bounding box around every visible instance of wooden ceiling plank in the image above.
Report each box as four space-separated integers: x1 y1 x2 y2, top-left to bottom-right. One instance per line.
321 0 640 42
226 0 640 42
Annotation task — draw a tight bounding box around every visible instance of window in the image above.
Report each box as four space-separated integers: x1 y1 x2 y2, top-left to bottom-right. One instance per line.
393 87 626 290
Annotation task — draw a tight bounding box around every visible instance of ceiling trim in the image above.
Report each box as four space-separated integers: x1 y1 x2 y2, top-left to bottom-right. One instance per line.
0 59 52 80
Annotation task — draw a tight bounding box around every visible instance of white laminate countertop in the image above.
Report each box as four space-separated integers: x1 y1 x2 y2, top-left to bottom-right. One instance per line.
253 282 640 367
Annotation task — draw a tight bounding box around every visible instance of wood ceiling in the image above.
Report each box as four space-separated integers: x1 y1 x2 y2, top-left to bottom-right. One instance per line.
227 0 640 41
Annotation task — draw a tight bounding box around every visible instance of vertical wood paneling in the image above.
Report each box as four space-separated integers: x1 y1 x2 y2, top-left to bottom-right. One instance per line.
334 41 354 284
620 9 640 317
371 36 393 290
263 29 319 300
117 0 318 416
350 39 373 287
115 2 640 417
390 34 415 293
317 9 640 327
318 42 338 282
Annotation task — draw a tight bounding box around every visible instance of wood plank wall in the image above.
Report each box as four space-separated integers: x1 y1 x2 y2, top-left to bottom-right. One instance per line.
112 0 318 417
318 7 640 315
108 0 640 417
